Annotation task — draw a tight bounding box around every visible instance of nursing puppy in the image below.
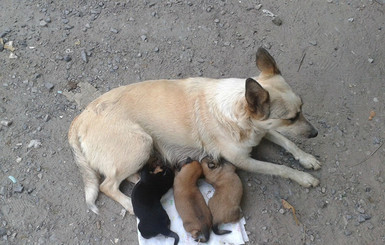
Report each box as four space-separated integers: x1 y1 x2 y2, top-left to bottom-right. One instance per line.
174 158 212 242
131 164 179 245
201 157 243 235
68 47 321 215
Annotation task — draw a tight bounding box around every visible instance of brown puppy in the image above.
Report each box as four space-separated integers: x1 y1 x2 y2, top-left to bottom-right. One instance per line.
174 158 212 242
201 157 243 235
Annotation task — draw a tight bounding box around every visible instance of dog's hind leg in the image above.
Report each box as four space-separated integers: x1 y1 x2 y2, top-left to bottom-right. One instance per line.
99 130 153 214
265 131 322 170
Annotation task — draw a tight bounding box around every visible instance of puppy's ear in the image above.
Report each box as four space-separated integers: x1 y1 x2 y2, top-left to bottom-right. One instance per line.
245 78 270 120
256 47 281 75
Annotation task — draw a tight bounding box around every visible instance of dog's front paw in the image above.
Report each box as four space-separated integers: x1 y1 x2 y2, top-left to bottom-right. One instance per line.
296 172 320 187
298 153 322 170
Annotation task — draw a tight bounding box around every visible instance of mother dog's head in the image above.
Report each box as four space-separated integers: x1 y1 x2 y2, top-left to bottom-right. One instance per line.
245 48 318 139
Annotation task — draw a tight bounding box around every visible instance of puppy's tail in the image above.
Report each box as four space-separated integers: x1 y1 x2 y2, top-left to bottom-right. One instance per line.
212 223 232 235
194 225 211 243
68 120 100 214
162 229 179 245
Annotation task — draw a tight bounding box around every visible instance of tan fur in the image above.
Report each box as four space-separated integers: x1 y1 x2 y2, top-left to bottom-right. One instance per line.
173 161 212 242
68 47 321 214
201 158 243 230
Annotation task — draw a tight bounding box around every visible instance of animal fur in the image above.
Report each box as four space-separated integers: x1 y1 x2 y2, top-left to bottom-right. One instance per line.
68 47 321 215
131 164 179 245
201 157 243 235
173 159 212 242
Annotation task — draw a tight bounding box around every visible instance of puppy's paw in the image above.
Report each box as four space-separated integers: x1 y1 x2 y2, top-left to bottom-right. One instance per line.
298 153 322 170
295 172 319 187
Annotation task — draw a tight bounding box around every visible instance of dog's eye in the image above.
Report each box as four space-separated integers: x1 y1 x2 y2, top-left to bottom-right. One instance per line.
288 112 300 123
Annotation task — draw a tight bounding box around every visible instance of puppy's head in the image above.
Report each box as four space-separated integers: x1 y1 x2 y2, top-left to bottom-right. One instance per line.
245 47 318 139
176 158 203 179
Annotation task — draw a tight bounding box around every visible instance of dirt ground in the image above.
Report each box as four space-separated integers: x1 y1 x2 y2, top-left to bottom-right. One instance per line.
1 0 385 244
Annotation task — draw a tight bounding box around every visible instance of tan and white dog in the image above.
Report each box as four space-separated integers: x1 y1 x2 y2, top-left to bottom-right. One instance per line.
68 47 321 215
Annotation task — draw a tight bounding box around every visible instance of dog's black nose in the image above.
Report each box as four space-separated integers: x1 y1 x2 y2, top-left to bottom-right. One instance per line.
309 129 318 138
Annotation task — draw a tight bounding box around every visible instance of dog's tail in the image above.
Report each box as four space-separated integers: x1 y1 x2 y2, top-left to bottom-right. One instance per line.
68 118 100 214
162 229 179 245
212 223 232 235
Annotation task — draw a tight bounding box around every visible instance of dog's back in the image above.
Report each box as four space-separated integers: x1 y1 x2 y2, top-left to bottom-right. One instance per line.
132 164 179 245
201 158 243 235
174 160 212 242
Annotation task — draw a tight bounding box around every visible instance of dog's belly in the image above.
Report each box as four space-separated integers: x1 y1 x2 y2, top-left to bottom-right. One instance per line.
155 142 213 165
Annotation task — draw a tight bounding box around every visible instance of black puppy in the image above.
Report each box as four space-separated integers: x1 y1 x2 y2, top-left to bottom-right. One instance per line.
131 163 179 245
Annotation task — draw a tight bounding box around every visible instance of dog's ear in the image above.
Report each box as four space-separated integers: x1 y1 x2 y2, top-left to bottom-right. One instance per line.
256 47 281 75
245 78 270 119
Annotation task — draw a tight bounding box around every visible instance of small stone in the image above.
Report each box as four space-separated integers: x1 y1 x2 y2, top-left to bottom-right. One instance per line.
39 20 48 27
255 4 262 10
45 83 54 90
367 222 374 230
377 176 384 183
279 208 285 214
327 0 333 3
0 228 6 236
0 120 12 126
214 19 220 23
363 214 371 220
64 25 74 30
13 184 24 193
43 114 50 122
309 40 317 46
27 139 42 149
62 19 69 24
368 58 374 63
272 17 282 26
137 53 142 58
16 157 22 163
45 17 51 23
140 35 147 41
37 173 43 179
357 207 365 214
154 47 159 52
344 230 352 236
0 29 11 38
9 52 17 59
348 18 354 22
321 187 326 193
357 215 366 223
110 28 119 34
373 137 381 145
373 97 379 102
81 50 88 63
346 215 353 220
64 55 72 62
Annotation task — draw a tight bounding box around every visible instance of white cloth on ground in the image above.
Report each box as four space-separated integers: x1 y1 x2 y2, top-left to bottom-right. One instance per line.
137 179 249 245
